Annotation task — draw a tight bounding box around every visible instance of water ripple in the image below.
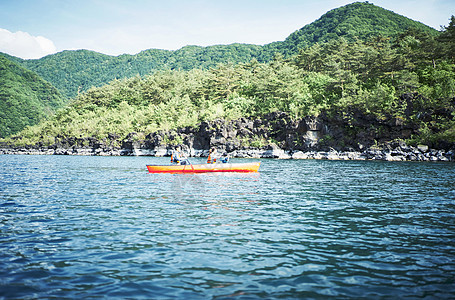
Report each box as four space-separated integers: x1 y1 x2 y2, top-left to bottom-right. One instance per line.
0 156 454 298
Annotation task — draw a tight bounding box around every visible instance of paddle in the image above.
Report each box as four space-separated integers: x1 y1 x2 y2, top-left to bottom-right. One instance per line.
181 152 195 172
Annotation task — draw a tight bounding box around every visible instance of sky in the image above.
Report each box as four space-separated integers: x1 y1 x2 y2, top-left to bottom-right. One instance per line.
0 0 453 59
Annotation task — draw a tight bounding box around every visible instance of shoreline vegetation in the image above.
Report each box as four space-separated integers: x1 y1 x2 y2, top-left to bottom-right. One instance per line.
1 111 453 162
1 3 454 159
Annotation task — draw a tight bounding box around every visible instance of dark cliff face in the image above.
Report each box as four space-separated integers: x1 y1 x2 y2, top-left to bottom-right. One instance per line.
0 110 429 152
2 109 454 161
116 110 426 153
4 95 453 155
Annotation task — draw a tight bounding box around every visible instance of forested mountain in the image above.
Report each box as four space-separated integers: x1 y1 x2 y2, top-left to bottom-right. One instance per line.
2 2 438 100
267 1 438 57
0 56 64 138
7 16 455 149
14 44 265 99
1 1 453 148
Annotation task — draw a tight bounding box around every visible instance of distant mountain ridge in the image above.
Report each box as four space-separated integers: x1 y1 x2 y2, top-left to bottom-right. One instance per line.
2 2 438 100
17 44 266 99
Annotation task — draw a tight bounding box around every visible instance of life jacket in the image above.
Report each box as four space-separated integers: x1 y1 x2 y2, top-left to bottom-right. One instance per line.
171 152 180 164
207 153 216 164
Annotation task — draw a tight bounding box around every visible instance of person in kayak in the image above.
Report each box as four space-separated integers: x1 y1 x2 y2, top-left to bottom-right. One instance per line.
171 147 182 164
220 152 230 163
207 147 218 164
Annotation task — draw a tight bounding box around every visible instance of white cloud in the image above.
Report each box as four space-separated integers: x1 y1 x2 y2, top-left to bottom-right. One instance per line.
0 28 57 59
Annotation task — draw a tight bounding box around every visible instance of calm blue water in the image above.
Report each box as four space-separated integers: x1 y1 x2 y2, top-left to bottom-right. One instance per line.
1 155 454 299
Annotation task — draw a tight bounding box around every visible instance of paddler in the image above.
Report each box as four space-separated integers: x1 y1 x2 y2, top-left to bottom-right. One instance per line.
171 146 182 164
207 147 218 164
220 152 230 163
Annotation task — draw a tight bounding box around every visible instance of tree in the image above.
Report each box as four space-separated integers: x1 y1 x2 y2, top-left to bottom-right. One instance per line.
438 16 455 62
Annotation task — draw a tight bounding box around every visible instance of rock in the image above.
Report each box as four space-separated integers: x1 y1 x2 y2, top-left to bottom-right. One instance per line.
210 135 226 146
225 140 240 152
54 148 68 155
304 116 323 131
291 151 309 159
261 144 291 159
303 130 320 147
385 153 405 161
153 146 168 157
417 145 429 152
326 150 341 160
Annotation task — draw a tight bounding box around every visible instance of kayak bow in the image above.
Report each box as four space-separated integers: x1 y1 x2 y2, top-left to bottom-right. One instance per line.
146 162 260 173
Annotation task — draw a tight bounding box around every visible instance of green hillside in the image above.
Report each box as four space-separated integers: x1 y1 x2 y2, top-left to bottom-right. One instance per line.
269 1 438 57
1 1 452 146
7 18 455 149
7 2 438 100
17 44 265 99
0 56 65 138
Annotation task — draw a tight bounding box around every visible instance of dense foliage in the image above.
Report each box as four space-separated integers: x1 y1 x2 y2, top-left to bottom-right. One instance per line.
5 2 436 100
14 45 266 99
0 56 65 138
7 18 455 148
268 1 437 57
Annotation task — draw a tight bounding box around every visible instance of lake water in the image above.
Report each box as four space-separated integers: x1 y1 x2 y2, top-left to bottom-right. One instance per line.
1 154 454 299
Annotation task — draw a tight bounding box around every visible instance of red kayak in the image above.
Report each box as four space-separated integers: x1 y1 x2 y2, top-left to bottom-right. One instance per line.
147 162 260 173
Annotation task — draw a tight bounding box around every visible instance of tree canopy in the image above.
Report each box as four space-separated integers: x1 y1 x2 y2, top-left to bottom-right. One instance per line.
4 2 438 100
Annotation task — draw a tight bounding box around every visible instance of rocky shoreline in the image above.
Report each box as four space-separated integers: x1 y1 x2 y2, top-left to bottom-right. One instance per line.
1 143 453 162
1 110 453 162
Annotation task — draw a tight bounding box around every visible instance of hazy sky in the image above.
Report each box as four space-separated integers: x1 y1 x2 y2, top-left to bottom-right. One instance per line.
0 0 453 59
